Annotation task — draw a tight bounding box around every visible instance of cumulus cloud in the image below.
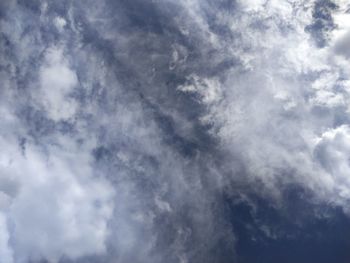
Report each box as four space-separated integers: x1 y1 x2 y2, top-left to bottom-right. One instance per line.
0 118 114 263
314 125 350 205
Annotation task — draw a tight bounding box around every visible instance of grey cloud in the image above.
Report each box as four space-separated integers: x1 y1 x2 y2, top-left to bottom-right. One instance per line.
334 30 350 57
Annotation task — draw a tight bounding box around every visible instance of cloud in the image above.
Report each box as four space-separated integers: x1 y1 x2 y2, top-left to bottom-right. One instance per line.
38 46 78 121
2 0 350 262
0 213 13 263
334 30 350 57
0 128 114 263
176 0 350 207
314 125 350 206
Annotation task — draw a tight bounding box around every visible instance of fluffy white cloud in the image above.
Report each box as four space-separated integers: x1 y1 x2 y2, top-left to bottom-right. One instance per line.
0 118 114 262
314 125 350 206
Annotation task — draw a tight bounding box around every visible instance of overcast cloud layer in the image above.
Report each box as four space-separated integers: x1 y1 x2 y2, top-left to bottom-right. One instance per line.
1 0 350 262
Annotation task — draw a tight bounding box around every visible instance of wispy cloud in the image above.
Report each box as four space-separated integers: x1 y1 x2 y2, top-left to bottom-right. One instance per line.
1 0 350 262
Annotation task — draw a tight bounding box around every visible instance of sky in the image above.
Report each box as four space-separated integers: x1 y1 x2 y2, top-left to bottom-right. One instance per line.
1 0 350 262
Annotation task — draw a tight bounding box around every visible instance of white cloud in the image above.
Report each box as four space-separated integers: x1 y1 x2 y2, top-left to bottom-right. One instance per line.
176 0 350 209
3 0 350 261
39 47 78 121
0 124 114 262
238 0 267 12
314 125 350 205
178 74 222 105
54 16 67 32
